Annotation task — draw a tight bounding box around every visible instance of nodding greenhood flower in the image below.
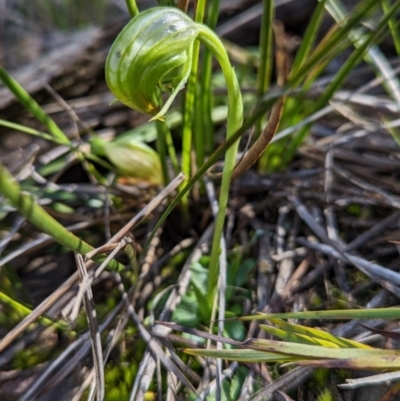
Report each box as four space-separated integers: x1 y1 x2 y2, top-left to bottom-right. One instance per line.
106 7 199 121
91 137 162 185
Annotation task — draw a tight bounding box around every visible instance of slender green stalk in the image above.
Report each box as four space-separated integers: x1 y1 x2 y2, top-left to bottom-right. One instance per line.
163 122 181 176
125 0 139 17
0 67 70 145
382 0 400 54
255 0 274 138
241 307 400 321
145 84 275 253
199 0 220 159
180 0 207 208
0 163 124 271
197 26 243 298
156 120 170 185
0 291 66 330
259 0 327 172
0 119 67 145
289 0 379 88
255 1 275 171
290 0 329 74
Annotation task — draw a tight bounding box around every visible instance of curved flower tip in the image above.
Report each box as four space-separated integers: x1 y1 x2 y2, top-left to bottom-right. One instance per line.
105 7 199 119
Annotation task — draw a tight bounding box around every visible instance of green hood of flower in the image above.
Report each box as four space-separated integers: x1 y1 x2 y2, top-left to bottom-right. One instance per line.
105 7 199 120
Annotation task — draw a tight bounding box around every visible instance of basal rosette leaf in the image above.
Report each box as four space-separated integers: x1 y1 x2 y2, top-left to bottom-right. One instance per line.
105 7 198 120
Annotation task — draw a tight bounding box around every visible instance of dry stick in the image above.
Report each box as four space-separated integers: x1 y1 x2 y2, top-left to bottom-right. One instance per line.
345 211 400 252
298 238 400 290
332 289 389 339
19 299 125 401
334 164 400 209
73 313 130 401
251 219 274 310
91 243 197 391
0 173 184 353
231 21 287 180
250 366 314 401
205 177 228 401
194 363 239 401
75 254 104 401
291 195 400 298
0 215 25 253
177 0 189 13
129 224 215 400
324 148 352 296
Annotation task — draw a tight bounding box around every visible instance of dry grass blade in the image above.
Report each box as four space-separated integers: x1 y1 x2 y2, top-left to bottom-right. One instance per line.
19 299 124 401
232 21 287 179
75 253 104 401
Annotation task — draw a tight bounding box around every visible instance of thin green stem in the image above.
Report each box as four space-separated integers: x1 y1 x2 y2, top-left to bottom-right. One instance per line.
382 0 400 54
0 66 70 145
156 120 170 185
164 124 180 176
0 291 67 330
200 0 220 157
124 0 139 17
241 307 400 321
291 0 328 74
0 163 124 271
180 0 207 213
256 0 274 139
0 119 67 145
197 25 243 299
145 84 276 255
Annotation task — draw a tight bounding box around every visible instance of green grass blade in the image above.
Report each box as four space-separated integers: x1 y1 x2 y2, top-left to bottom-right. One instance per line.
289 0 378 87
327 0 400 107
263 319 371 349
184 348 295 362
240 307 400 321
259 324 340 348
291 0 329 74
200 0 221 156
180 0 207 208
0 67 70 145
0 163 124 271
382 0 400 54
255 0 274 139
0 291 67 330
257 0 274 98
0 119 67 145
247 339 399 359
155 120 170 185
300 356 400 369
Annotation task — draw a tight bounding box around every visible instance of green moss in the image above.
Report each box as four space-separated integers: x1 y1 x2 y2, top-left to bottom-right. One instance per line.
13 345 55 369
317 388 333 401
313 368 329 387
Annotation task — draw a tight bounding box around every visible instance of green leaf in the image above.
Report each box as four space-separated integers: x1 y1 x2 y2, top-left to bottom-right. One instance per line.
184 347 295 363
246 338 400 360
262 319 371 349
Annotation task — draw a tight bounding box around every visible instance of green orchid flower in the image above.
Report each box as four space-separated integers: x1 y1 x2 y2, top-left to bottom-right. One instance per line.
106 7 198 121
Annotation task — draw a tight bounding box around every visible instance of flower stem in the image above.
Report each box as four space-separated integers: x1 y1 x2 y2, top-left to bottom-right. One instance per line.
197 25 243 299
